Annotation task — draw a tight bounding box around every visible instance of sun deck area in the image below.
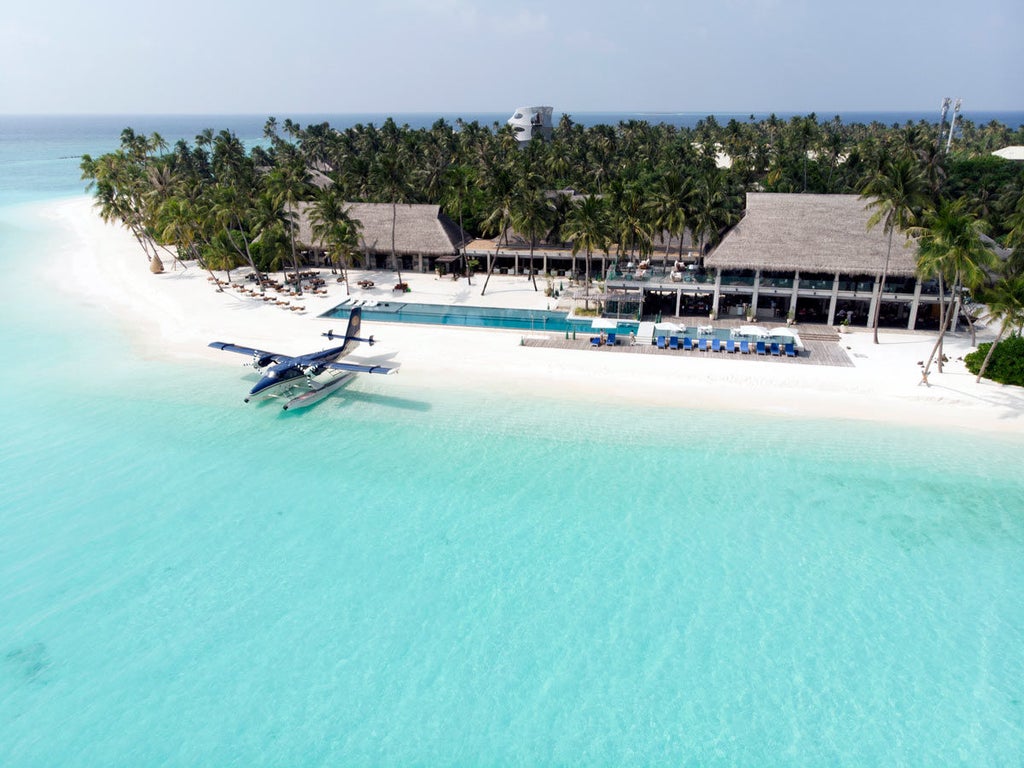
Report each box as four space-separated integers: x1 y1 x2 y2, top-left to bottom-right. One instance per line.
520 321 854 367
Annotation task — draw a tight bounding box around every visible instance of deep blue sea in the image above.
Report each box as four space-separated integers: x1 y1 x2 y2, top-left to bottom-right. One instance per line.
1 115 1023 766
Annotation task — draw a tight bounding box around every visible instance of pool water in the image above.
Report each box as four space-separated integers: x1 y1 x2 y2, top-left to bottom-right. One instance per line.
323 299 628 333
322 300 797 346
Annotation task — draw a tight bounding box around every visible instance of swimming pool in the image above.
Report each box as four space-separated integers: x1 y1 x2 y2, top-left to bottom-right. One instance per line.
321 299 635 334
322 299 798 346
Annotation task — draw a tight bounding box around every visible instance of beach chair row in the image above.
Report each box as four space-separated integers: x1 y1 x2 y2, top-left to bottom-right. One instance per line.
656 336 796 356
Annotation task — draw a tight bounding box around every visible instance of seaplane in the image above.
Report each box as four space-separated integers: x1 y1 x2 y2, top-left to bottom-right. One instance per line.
208 306 398 410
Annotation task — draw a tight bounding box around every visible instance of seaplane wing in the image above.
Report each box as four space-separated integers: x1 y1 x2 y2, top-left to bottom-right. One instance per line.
207 341 288 366
323 360 400 375
207 307 398 409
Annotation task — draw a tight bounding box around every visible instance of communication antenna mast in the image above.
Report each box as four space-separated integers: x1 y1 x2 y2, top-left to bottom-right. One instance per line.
945 98 962 153
938 97 951 148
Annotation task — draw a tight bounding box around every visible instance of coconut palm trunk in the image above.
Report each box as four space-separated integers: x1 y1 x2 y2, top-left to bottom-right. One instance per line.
871 229 894 345
975 322 1007 383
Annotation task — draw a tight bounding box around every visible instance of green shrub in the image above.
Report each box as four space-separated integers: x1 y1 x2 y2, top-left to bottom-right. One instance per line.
964 333 1024 386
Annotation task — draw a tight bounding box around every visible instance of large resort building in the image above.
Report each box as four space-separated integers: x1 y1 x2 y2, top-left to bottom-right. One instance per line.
293 201 472 274
293 193 957 331
608 193 943 329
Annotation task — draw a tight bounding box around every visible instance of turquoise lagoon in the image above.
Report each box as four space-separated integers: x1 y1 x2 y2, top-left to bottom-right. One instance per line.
1 117 1023 766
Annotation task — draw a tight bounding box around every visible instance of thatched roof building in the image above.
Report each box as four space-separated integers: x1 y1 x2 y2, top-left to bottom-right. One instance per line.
706 193 917 276
293 201 471 258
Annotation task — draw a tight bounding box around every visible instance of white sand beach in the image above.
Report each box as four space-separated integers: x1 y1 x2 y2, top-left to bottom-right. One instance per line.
50 197 1024 434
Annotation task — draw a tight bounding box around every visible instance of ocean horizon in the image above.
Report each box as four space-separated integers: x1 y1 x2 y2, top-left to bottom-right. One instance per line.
1 116 1023 766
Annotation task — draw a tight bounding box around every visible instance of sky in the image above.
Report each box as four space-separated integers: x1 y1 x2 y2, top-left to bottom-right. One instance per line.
2 0 1021 115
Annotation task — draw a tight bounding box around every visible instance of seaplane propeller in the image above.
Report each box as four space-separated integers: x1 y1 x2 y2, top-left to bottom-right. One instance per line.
248 352 274 369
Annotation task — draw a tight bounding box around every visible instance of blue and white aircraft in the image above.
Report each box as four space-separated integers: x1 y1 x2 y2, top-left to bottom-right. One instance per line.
208 307 398 410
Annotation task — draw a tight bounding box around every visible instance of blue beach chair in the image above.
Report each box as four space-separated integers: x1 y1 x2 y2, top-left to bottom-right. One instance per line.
656 335 666 349
699 338 709 352
590 336 601 347
606 333 617 347
726 339 736 353
712 338 722 352
740 340 750 354
669 336 679 350
756 341 767 355
683 337 693 351
785 342 796 357
770 342 781 356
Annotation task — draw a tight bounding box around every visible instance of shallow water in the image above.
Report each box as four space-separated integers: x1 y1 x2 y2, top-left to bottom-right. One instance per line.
1 117 1023 766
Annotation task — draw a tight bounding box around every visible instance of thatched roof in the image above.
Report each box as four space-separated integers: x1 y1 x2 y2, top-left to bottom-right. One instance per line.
293 201 472 257
705 193 918 276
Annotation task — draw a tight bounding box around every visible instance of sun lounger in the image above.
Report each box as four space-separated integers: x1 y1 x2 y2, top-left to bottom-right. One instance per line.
712 338 722 352
606 332 617 346
698 338 709 352
785 342 796 357
590 336 601 347
770 342 781 356
669 336 679 350
740 340 750 354
656 335 666 349
726 339 736 353
756 341 767 355
683 337 693 351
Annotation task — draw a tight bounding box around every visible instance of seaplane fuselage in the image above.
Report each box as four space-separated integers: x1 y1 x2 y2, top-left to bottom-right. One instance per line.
246 346 352 401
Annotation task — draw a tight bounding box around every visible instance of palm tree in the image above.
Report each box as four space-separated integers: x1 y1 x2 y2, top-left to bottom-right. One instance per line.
209 183 264 290
369 152 414 285
266 160 312 292
310 188 362 294
609 180 653 275
689 166 739 265
510 190 555 291
478 161 517 296
915 200 997 380
441 164 477 283
563 195 611 309
861 155 929 344
647 174 693 270
973 274 1024 382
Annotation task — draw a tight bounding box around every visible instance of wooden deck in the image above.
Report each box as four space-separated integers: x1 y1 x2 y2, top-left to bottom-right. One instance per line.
521 331 854 368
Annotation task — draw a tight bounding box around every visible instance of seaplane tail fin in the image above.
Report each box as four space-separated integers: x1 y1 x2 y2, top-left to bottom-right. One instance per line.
345 306 362 345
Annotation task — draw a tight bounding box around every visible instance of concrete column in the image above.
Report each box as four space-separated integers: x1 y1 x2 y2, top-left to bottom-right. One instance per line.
712 269 723 317
950 292 961 333
864 276 880 327
750 269 761 316
908 279 922 330
675 287 682 317
789 270 800 319
827 272 840 326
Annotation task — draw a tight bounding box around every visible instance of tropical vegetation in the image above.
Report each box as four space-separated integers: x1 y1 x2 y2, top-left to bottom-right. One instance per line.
81 112 1024 383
